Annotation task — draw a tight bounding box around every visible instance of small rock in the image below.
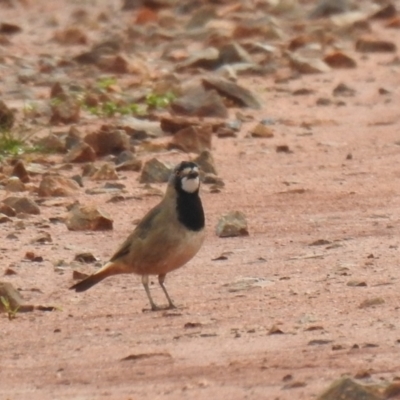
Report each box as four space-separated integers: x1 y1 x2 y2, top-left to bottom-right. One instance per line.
53 27 88 45
90 163 119 181
202 77 261 109
193 150 217 175
120 116 163 139
38 174 80 197
115 151 142 172
309 0 349 19
35 134 66 153
64 142 96 163
0 203 16 217
0 22 22 35
66 204 113 231
3 196 40 215
0 213 11 223
216 127 237 138
250 123 274 138
347 280 367 287
268 325 284 335
11 160 29 183
50 90 81 125
5 177 26 192
186 5 216 30
171 88 228 118
276 145 291 153
31 232 52 244
98 54 131 74
218 42 253 65
317 377 381 400
74 252 97 263
177 47 220 70
203 173 224 186
370 4 397 20
333 83 356 97
356 37 397 53
216 211 249 237
359 297 385 308
324 52 357 69
289 53 331 74
72 270 90 280
84 125 130 156
139 158 171 184
169 125 212 154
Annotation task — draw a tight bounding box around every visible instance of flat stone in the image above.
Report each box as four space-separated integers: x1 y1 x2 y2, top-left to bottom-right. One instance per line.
38 174 80 197
169 125 212 154
84 125 130 156
64 142 96 163
202 77 261 109
66 204 113 231
317 377 381 400
216 211 249 238
139 158 172 184
3 196 40 215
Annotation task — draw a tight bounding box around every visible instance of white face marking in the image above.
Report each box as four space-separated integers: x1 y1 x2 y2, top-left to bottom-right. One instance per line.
181 175 200 193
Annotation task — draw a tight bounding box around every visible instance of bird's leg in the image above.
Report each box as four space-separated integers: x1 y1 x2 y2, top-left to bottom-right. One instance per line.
141 275 159 311
158 274 176 309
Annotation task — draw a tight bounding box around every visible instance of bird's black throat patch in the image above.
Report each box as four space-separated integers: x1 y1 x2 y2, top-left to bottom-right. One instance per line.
176 190 205 231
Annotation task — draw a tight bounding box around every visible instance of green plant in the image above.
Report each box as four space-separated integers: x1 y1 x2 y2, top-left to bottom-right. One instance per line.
96 76 117 91
1 296 19 320
146 92 176 109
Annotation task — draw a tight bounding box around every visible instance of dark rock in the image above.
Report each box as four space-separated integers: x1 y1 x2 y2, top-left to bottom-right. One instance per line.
202 77 261 109
317 377 381 400
139 158 171 184
3 196 40 215
11 160 29 183
169 125 212 154
64 142 96 163
0 100 15 130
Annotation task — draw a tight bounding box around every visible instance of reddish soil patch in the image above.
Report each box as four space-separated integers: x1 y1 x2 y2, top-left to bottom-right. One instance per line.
1 1 400 399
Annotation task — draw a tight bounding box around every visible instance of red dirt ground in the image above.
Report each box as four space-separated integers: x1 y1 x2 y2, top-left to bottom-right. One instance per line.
1 1 400 399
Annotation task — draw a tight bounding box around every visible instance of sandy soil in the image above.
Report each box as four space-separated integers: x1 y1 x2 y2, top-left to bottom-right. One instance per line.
1 1 400 399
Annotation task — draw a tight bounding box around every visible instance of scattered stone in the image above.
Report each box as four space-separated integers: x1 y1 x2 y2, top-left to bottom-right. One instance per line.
186 5 216 30
4 267 17 275
0 22 22 35
11 160 29 183
0 203 16 217
359 297 385 308
36 134 66 153
347 280 367 287
64 142 96 163
25 251 43 262
139 158 172 184
216 211 249 237
66 204 113 231
202 77 261 109
309 0 349 19
53 26 88 45
84 125 130 156
203 173 224 187
216 127 236 138
120 116 163 139
169 125 212 154
219 42 254 65
0 213 11 223
177 47 220 70
38 174 80 197
283 381 307 389
171 88 228 118
5 177 25 192
324 52 357 69
384 382 400 399
268 325 284 335
74 252 97 263
289 53 331 74
308 339 332 346
333 83 356 97
0 100 15 130
90 163 119 181
3 196 40 215
50 87 81 125
276 145 291 153
115 150 142 172
316 377 381 400
356 37 397 53
31 232 52 244
309 239 331 246
160 116 223 135
316 98 332 106
250 123 274 138
370 4 397 20
193 150 217 175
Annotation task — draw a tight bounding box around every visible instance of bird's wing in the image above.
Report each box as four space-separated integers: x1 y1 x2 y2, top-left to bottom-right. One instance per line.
109 202 164 262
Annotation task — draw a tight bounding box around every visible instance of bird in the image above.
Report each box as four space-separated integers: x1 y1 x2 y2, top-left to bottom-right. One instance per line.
69 161 205 311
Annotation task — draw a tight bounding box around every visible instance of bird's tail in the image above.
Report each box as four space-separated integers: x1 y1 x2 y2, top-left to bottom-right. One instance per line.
69 262 125 292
